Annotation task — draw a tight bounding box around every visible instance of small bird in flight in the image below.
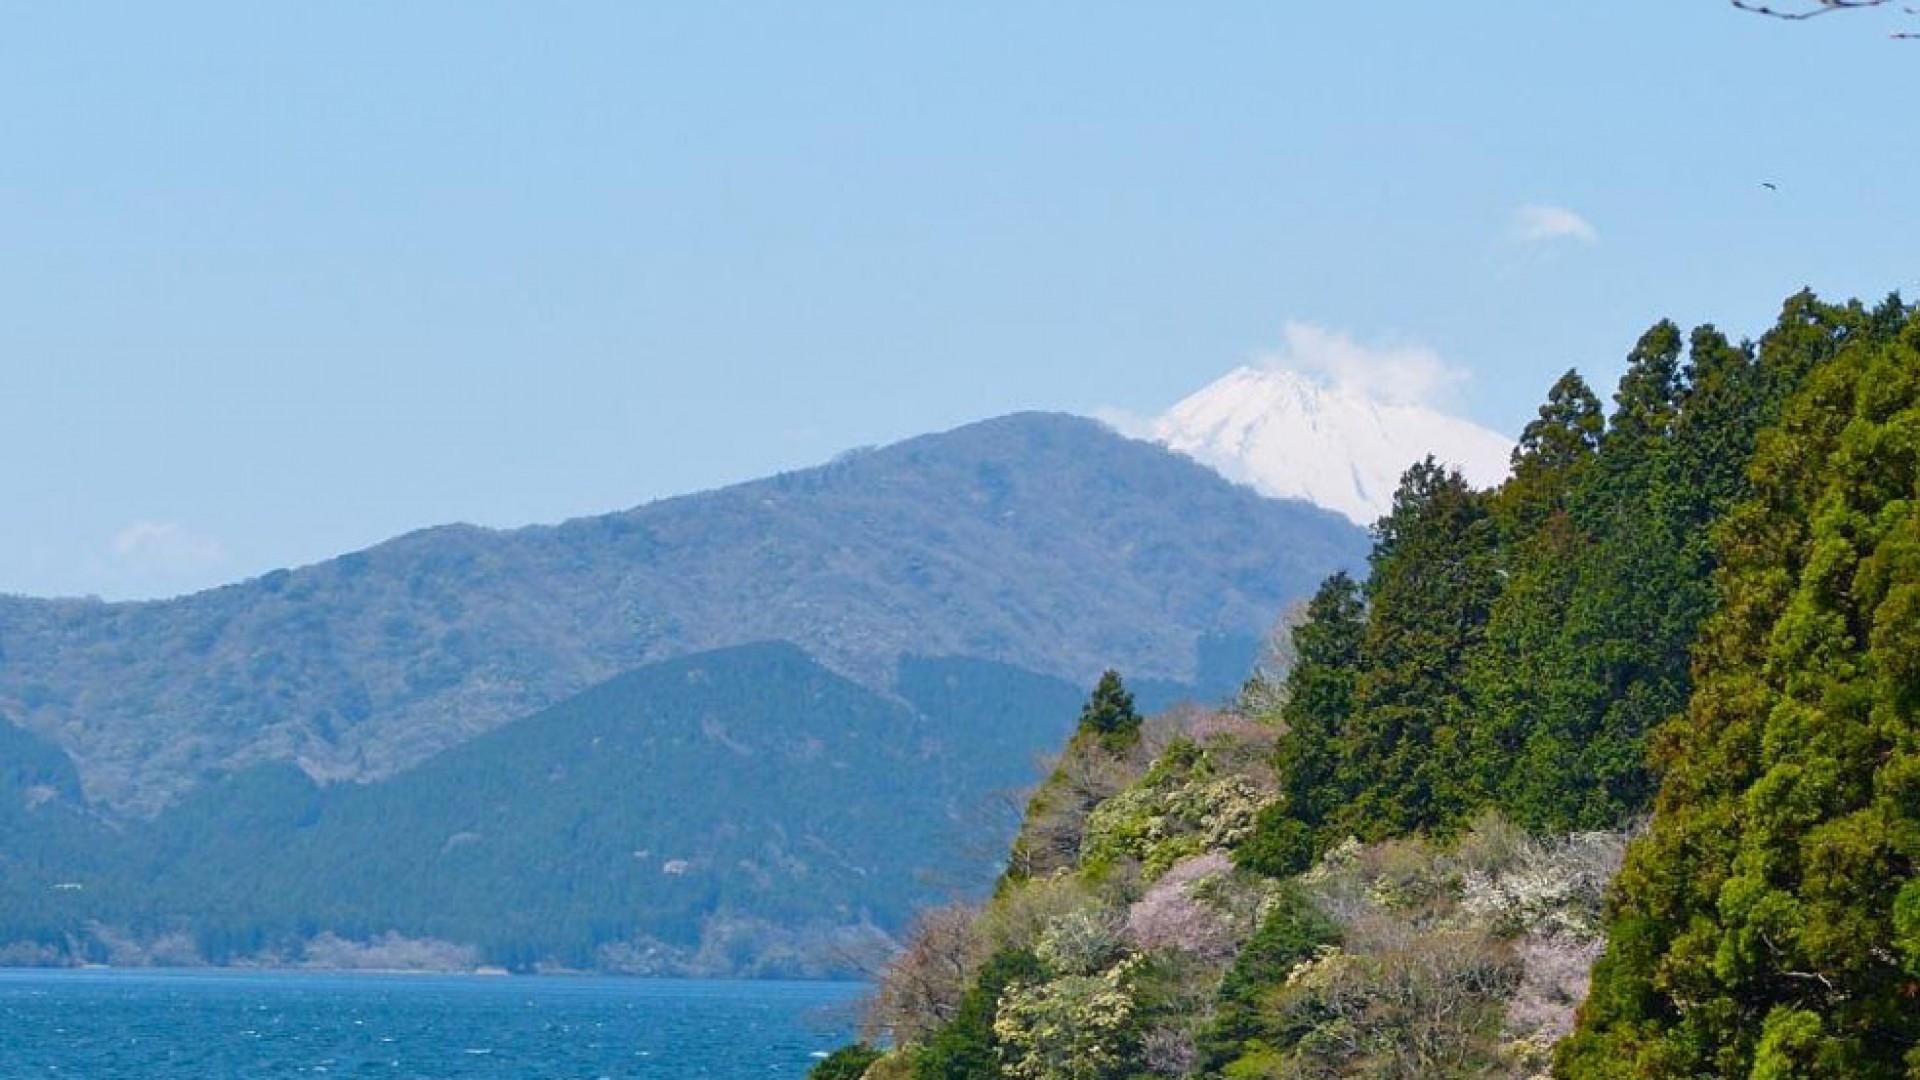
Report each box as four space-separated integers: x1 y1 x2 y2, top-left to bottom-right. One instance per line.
1761 181 1779 191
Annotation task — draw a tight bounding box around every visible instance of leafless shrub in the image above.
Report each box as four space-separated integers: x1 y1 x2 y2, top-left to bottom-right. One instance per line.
1006 743 1139 880
1184 710 1282 773
1503 931 1607 1045
1457 827 1627 942
1139 1022 1202 1077
1298 834 1459 927
862 902 984 1045
1280 920 1522 1080
1137 707 1200 763
1273 816 1635 1077
1256 598 1311 689
938 782 1035 886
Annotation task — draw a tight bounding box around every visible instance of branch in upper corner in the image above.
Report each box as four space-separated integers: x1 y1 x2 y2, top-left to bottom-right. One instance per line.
1730 0 1919 36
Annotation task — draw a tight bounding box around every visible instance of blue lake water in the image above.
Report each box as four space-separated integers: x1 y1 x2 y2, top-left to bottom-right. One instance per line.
0 969 862 1078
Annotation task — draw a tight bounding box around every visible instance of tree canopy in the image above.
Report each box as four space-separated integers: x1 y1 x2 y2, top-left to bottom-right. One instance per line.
1559 298 1920 1078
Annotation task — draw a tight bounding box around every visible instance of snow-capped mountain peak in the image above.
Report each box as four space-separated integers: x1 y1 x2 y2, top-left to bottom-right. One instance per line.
1146 366 1513 527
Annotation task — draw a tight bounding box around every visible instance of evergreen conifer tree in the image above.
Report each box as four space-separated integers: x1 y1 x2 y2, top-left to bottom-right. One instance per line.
1512 369 1606 493
1239 572 1366 875
1561 302 1920 1079
1077 669 1142 750
1332 458 1500 837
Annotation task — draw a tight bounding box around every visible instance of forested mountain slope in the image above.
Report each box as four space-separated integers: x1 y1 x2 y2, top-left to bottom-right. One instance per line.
0 646 1050 972
0 412 1365 816
0 642 1273 974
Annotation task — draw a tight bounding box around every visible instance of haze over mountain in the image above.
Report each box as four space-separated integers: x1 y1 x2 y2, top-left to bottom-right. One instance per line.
0 413 1366 819
1146 363 1515 526
0 411 1376 973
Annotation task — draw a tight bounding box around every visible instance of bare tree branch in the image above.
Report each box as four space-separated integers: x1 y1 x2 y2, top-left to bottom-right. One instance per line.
1731 0 1919 37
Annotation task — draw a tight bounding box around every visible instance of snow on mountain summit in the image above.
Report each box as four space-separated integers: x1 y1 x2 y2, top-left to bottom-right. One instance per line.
1146 366 1514 527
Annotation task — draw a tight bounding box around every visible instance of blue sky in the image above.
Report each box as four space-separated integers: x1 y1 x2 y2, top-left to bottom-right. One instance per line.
3 2 1915 599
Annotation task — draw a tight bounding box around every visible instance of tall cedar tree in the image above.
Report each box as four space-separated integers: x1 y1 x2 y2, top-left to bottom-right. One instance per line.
1560 298 1919 1078
1238 572 1366 875
1469 318 1781 832
1500 368 1606 532
1330 458 1501 839
1250 296 1860 849
1469 371 1608 826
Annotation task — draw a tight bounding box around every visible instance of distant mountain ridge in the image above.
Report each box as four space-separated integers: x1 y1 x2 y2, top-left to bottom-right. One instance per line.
1147 367 1514 525
0 412 1367 817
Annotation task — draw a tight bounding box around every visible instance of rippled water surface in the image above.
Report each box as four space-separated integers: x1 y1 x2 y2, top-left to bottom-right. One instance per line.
0 969 861 1078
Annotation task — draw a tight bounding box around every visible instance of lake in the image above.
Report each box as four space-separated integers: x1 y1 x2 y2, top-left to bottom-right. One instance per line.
0 969 863 1078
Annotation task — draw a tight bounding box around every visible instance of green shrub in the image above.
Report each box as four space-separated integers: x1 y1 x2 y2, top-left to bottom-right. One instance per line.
807 1043 884 1080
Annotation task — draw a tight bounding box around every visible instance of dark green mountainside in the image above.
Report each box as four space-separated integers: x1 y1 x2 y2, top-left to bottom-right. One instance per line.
0 643 1251 974
0 412 1365 817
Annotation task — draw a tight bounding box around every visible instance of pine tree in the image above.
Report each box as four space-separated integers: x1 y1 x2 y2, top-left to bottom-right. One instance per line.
1077 669 1141 751
1239 572 1366 875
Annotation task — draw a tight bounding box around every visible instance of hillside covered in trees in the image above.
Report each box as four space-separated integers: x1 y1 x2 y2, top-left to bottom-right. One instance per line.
0 412 1366 975
0 643 1269 976
0 413 1362 818
816 291 1919 1080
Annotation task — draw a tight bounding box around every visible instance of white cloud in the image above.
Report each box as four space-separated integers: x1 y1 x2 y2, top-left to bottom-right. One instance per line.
1091 405 1155 439
1094 322 1474 437
1512 203 1599 245
108 521 225 571
1258 321 1469 408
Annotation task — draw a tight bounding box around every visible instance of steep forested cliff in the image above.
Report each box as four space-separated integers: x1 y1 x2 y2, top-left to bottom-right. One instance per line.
1560 299 1920 1078
819 292 1919 1080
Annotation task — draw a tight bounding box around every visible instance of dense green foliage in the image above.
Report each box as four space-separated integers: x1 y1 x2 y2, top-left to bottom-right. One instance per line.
1238 574 1364 877
1560 299 1920 1077
840 291 1917 1080
852 702 1625 1080
1241 293 1875 875
809 1043 887 1080
1079 670 1144 751
1335 457 1502 838
0 412 1364 817
913 948 1047 1080
1194 885 1340 1070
